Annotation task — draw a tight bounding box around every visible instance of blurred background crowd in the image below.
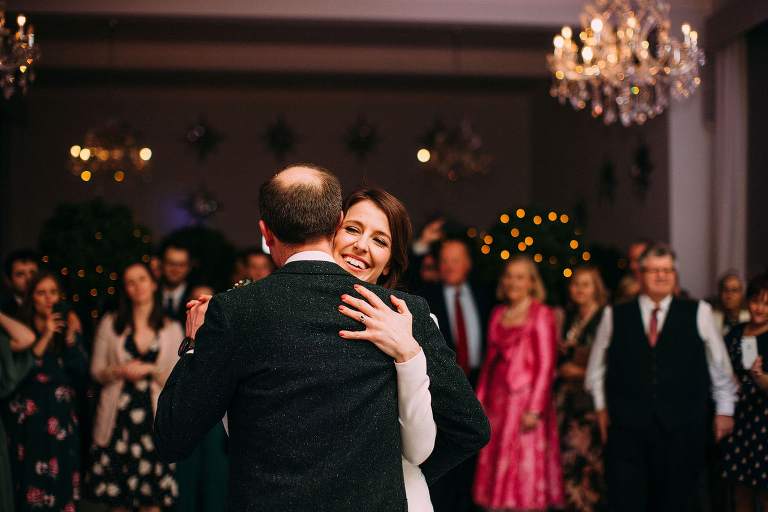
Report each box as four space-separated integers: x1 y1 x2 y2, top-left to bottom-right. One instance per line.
1 220 766 511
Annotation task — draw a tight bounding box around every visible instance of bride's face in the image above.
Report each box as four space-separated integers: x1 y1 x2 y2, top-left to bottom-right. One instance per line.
333 199 392 284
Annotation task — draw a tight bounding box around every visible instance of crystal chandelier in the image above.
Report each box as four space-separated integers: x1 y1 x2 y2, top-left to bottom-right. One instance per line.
547 0 704 126
69 121 153 183
0 4 39 99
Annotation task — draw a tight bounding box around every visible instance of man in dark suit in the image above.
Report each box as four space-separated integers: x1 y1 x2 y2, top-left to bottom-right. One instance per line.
1 249 39 318
419 238 492 387
155 164 490 512
586 243 737 512
419 238 492 512
159 242 192 324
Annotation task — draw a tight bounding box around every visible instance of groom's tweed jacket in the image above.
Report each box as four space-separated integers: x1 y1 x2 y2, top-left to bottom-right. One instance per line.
155 260 489 512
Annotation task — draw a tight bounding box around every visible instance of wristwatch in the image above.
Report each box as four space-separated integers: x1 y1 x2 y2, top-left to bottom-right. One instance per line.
178 336 195 357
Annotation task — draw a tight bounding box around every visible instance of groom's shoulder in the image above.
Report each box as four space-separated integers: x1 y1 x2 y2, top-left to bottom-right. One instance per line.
211 276 273 309
359 283 431 317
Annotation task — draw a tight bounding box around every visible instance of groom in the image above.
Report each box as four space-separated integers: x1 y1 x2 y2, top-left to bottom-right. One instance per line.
154 164 490 511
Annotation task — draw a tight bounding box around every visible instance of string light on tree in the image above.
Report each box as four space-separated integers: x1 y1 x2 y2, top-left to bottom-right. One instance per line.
474 206 600 303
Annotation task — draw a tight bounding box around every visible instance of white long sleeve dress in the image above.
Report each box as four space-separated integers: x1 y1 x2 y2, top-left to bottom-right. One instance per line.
395 348 437 511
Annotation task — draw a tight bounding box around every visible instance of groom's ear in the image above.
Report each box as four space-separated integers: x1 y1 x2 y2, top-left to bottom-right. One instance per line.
336 211 344 230
259 220 275 247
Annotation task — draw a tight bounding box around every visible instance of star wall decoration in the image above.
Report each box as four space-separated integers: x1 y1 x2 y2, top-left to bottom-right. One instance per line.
344 115 380 163
262 116 298 162
184 116 223 162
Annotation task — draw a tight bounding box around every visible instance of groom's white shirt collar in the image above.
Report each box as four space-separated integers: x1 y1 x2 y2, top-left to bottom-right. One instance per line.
284 251 336 265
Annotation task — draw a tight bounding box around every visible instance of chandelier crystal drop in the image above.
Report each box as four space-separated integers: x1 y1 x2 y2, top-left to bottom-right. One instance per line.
547 0 704 126
0 3 39 99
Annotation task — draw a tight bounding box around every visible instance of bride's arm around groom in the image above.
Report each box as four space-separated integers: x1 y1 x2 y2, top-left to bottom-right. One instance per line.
402 292 490 484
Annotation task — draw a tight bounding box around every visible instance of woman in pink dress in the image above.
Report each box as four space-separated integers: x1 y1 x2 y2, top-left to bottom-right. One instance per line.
474 255 564 511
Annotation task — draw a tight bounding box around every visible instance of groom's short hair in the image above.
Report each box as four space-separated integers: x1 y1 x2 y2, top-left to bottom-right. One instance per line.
259 163 343 245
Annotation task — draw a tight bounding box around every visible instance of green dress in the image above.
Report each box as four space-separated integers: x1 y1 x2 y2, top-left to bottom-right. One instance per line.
0 330 33 512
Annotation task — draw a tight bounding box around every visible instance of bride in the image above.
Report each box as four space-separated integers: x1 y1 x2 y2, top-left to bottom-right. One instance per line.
191 187 438 511
333 188 436 511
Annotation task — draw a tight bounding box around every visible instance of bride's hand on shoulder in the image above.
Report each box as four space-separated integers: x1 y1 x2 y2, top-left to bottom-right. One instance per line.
338 284 421 363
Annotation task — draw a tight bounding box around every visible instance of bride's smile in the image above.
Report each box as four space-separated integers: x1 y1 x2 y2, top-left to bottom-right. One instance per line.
333 199 392 284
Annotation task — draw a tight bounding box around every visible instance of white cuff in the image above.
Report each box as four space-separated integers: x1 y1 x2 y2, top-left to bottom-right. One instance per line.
715 400 735 417
592 389 606 411
394 348 426 379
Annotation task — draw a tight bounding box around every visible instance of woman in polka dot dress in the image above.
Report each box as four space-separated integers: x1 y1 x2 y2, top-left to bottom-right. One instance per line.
721 275 768 511
87 262 182 511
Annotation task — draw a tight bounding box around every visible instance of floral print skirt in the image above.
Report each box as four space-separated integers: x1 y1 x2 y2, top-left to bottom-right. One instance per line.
87 376 177 508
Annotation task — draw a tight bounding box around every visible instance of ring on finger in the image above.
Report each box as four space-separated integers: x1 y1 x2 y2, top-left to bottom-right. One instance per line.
360 314 366 324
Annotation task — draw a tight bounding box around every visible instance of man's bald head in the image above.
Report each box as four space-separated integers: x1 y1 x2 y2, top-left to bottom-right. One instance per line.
259 163 342 245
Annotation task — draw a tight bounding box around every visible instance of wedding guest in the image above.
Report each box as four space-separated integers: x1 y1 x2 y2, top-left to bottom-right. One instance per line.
418 253 441 286
5 271 88 512
614 240 650 304
148 254 162 282
241 247 275 282
0 309 37 352
721 274 768 511
160 242 192 324
556 266 608 511
420 238 492 385
175 285 229 512
474 255 564 511
712 271 750 336
704 271 749 510
614 274 641 304
1 249 39 318
420 238 492 512
0 312 36 512
627 239 650 282
88 261 181 511
406 217 445 290
586 243 737 512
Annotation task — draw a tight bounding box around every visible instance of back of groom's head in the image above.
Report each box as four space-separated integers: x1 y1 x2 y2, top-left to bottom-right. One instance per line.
259 163 343 245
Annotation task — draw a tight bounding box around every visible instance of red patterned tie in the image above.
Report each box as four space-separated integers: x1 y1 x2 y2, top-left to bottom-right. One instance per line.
648 306 660 347
454 289 470 374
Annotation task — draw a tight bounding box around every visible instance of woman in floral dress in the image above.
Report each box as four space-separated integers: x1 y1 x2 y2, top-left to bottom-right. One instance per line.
5 271 88 511
555 266 608 512
88 261 181 512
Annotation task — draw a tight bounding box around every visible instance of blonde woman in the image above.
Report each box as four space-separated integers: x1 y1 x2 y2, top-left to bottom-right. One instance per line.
474 256 564 511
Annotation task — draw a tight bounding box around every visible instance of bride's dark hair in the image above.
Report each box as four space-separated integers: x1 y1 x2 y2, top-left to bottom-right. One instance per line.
343 188 412 290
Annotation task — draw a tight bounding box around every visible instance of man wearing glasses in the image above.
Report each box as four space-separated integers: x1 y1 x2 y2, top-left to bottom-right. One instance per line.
586 243 737 512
